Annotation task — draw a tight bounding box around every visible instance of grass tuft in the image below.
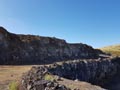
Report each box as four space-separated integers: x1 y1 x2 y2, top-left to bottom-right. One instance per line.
44 74 55 81
9 81 18 90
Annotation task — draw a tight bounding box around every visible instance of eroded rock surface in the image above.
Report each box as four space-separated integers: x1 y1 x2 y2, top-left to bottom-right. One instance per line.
21 64 106 90
48 59 117 85
21 57 120 90
0 27 104 65
20 66 70 90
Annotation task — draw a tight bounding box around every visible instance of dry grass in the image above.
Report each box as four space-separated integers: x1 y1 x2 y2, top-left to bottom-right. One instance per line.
0 65 32 90
0 66 32 82
100 44 120 56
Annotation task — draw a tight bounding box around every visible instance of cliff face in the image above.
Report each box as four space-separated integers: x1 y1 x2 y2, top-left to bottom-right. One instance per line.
48 58 117 85
0 27 101 65
21 57 120 90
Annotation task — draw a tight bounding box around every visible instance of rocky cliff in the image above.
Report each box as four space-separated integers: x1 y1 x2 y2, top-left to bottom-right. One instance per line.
0 27 102 65
48 58 117 85
21 57 120 90
1 27 120 90
21 62 106 90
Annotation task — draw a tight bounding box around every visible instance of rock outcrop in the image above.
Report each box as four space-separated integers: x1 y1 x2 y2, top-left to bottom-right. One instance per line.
21 64 106 90
21 57 120 90
0 27 103 65
20 66 70 90
48 58 117 85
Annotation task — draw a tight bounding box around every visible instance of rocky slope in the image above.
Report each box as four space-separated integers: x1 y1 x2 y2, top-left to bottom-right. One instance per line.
20 66 70 90
21 64 106 90
21 57 120 90
0 27 102 65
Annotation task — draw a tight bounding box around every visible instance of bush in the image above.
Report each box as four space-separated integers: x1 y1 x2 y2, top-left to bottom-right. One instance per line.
9 81 18 90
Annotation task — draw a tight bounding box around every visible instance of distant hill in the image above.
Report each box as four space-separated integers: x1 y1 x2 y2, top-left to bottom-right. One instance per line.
100 44 120 56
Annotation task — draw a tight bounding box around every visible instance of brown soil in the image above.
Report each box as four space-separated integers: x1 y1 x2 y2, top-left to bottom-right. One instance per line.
0 66 32 90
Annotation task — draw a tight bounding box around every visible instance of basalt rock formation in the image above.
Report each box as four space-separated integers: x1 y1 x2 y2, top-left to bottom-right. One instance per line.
0 27 104 65
20 66 70 90
21 64 106 90
21 57 120 90
48 58 117 85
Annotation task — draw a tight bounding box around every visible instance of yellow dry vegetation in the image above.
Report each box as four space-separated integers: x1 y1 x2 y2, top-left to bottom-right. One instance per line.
0 65 32 90
100 44 120 56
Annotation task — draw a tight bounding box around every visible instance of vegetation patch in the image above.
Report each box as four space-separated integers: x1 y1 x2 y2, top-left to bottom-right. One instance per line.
100 44 120 56
9 81 18 90
44 74 55 81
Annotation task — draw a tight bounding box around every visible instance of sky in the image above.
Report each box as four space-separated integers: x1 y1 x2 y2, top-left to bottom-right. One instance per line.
0 0 120 48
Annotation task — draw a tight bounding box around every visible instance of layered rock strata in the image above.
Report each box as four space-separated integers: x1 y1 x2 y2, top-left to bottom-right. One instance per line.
0 27 103 65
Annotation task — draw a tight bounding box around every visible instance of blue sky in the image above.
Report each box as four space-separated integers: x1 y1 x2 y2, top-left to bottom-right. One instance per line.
0 0 120 48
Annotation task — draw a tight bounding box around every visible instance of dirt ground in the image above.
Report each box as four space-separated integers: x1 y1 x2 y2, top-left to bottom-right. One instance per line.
0 66 32 90
58 77 105 90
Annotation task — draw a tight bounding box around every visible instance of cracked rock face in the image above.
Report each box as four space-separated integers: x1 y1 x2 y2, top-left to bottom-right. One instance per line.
0 27 103 65
21 57 120 90
48 58 117 85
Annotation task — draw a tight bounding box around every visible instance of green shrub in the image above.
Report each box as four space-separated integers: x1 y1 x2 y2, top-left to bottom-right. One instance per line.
9 81 18 90
44 74 55 81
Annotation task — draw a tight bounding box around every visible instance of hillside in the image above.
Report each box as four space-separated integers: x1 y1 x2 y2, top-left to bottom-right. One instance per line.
100 44 120 56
